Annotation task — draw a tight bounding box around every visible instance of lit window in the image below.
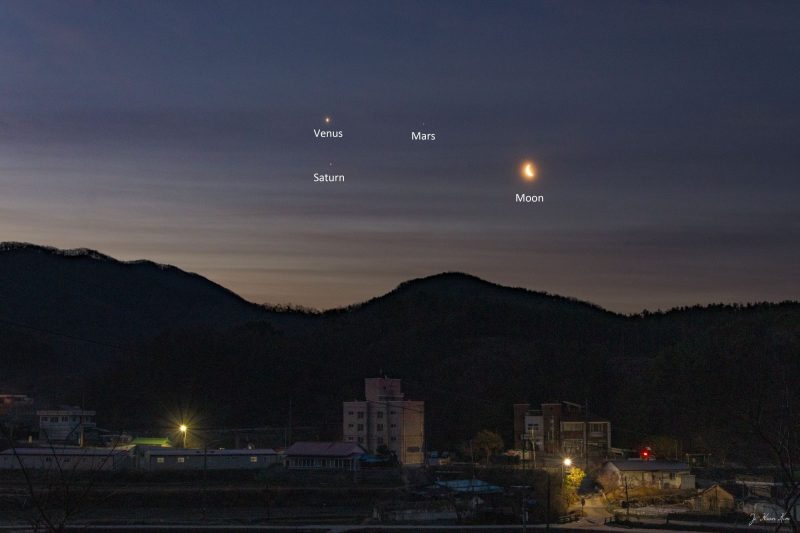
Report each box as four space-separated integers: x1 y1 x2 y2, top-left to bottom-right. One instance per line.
156 457 165 464
250 456 258 463
177 457 185 463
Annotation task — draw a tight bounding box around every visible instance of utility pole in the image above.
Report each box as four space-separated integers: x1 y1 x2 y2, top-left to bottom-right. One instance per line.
287 397 293 446
546 472 551 532
469 440 476 480
202 440 208 521
521 489 528 533
584 398 589 472
624 476 630 520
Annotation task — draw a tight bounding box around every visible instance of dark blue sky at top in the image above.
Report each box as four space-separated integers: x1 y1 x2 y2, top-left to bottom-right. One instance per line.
1 1 798 311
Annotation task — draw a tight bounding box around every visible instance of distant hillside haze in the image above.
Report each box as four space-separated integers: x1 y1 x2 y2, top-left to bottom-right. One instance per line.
1 242 798 459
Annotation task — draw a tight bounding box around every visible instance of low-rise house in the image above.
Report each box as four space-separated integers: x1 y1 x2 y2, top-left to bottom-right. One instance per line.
37 407 96 445
600 460 695 490
0 446 132 471
137 447 280 471
285 441 366 471
695 483 744 513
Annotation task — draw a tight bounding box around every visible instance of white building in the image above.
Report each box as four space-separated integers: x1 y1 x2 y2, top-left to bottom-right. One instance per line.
521 412 544 453
343 377 424 465
38 408 96 445
0 446 131 471
136 447 280 471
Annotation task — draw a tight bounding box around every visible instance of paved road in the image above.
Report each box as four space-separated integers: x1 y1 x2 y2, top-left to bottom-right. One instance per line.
570 494 612 528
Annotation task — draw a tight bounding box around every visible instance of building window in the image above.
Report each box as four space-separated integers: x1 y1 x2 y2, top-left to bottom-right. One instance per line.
357 412 364 419
563 422 583 432
377 411 384 419
62 416 68 422
357 437 364 443
407 446 420 453
348 411 354 415
250 456 258 463
156 457 165 464
348 423 354 428
590 422 605 432
377 424 384 431
177 457 185 463
390 436 397 442
390 423 396 428
357 424 364 431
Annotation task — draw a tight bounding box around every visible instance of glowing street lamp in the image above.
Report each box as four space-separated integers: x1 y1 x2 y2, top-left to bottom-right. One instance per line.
563 457 572 467
179 424 188 448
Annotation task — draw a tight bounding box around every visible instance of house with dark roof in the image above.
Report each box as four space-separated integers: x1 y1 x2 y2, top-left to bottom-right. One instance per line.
600 460 695 489
285 441 366 471
695 483 744 513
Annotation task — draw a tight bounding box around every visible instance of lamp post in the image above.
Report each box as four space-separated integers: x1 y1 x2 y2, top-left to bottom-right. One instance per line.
179 424 188 448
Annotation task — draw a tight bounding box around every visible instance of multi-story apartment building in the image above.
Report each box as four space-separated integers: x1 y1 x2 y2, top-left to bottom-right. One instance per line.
514 400 611 459
342 377 424 465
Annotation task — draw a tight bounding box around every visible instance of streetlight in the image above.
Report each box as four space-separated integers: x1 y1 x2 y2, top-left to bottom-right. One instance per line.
179 424 188 448
563 457 572 467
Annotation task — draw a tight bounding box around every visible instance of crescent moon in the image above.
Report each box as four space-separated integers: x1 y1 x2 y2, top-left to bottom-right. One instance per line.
522 162 536 180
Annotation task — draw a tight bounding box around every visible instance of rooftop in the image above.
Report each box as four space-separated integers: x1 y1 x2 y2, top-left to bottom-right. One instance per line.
606 460 690 472
145 448 276 456
286 441 366 457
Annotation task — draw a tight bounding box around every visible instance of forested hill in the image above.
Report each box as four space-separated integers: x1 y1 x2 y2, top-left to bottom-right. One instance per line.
1 243 798 460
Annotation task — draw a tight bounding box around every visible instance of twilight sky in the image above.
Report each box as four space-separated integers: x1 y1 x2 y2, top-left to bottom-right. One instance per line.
1 1 798 312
